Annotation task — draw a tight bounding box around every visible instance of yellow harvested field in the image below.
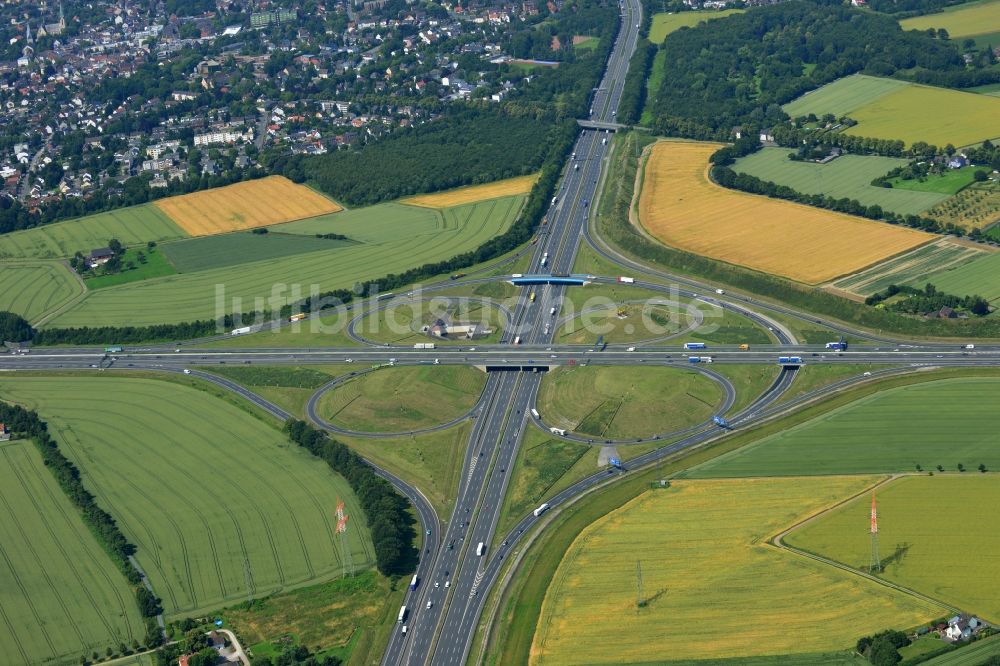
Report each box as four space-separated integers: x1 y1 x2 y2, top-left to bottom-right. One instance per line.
403 174 538 208
531 477 944 665
155 176 342 236
638 142 934 284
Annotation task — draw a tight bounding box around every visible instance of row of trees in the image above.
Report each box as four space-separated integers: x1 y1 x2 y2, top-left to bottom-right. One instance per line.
712 166 960 234
647 0 965 135
0 401 164 649
284 420 416 576
865 283 991 316
616 40 657 125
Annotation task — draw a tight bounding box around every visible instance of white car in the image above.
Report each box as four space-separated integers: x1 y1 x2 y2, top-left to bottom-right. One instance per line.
426 600 433 610
401 625 408 635
345 358 354 363
434 582 440 588
445 581 450 588
183 369 191 375
863 372 872 377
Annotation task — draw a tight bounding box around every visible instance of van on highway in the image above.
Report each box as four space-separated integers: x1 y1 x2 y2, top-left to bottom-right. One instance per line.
401 625 408 635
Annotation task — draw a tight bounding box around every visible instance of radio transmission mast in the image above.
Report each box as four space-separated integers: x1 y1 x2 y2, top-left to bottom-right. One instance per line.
636 560 644 610
869 493 881 573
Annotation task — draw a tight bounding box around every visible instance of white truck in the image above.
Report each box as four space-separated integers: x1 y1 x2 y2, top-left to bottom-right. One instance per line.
414 343 435 349
533 503 550 517
231 326 251 336
531 408 540 419
477 542 486 557
550 427 567 436
397 606 407 623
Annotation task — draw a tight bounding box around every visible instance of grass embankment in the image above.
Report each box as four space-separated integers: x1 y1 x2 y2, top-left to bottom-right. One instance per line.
338 423 472 520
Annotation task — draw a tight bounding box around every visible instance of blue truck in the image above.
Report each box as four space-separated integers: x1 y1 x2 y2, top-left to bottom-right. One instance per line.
778 356 803 364
713 416 729 428
683 342 707 350
825 337 848 351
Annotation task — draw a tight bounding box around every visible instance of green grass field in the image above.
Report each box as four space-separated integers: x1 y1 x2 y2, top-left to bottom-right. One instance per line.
772 364 882 406
783 74 910 118
0 439 144 666
161 232 356 273
536 366 723 438
786 475 1000 621
222 570 403 664
887 166 980 195
732 148 946 215
900 0 1000 39
43 197 524 327
338 422 472 519
844 85 1000 148
0 205 186 260
0 376 374 619
648 9 742 43
495 425 598 540
686 377 1000 478
783 74 1000 146
0 261 82 321
833 240 986 296
84 246 177 290
923 633 1000 665
317 365 486 433
207 365 341 389
532 477 942 664
917 249 1000 302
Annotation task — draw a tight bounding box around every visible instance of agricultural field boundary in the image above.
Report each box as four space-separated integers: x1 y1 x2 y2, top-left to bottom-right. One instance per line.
770 474 960 616
403 174 539 208
155 176 343 236
530 477 944 663
635 140 934 284
0 259 85 324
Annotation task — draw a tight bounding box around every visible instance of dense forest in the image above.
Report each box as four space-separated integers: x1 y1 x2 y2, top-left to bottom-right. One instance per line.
270 111 558 207
0 401 165 648
648 1 964 135
284 419 417 577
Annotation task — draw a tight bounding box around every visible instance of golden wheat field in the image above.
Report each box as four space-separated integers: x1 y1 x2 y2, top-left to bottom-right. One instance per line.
155 176 342 236
404 174 538 208
638 142 934 284
530 477 944 665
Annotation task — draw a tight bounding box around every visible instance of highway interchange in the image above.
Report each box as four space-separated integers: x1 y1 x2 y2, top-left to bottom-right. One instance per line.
5 1 1000 663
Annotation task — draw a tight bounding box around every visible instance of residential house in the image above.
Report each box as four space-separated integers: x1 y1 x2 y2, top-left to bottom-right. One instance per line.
88 247 115 268
0 423 9 441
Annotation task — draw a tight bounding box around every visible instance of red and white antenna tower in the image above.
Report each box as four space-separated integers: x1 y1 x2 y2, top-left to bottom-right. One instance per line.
869 493 881 573
334 499 354 576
